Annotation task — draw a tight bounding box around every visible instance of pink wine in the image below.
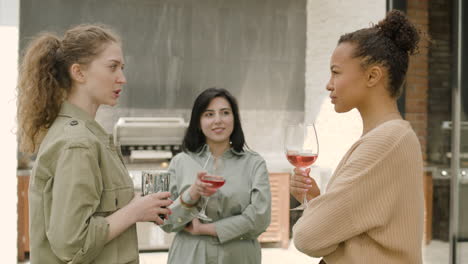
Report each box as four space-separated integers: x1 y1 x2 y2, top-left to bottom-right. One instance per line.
286 153 318 167
201 177 226 188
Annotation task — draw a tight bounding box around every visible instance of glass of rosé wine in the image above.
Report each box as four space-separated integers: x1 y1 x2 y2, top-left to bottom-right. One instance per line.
197 157 225 222
285 123 319 210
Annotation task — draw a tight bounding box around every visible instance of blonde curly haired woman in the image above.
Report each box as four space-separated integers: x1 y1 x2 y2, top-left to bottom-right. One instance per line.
17 24 172 264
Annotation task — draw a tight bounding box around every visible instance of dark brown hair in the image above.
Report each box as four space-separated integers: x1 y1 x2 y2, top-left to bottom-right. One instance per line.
338 10 421 98
182 88 246 153
17 24 120 153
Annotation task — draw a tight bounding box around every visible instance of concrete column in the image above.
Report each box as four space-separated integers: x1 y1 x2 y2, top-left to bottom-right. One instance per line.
306 0 386 186
0 0 19 262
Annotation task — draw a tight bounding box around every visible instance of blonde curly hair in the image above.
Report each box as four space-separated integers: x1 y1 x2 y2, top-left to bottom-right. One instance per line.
17 24 120 153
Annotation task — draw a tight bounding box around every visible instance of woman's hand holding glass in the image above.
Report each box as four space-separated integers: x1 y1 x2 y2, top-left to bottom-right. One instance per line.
128 192 173 225
285 123 319 210
188 171 221 202
290 167 321 203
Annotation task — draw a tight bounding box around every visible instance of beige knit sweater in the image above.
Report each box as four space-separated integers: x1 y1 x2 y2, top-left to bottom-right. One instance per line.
293 120 424 264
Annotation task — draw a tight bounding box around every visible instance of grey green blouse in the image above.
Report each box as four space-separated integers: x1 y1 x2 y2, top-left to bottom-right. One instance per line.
29 102 138 264
161 145 272 264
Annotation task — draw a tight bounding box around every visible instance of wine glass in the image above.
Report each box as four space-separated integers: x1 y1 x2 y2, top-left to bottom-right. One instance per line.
197 157 225 222
285 123 319 210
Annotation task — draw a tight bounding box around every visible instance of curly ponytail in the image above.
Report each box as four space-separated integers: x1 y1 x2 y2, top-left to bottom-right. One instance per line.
17 33 65 153
17 24 119 153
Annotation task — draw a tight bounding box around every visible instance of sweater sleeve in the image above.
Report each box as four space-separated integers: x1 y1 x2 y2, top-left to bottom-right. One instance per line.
293 129 413 257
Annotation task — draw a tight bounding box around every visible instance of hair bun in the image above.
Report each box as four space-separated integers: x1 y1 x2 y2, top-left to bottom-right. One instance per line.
376 9 420 54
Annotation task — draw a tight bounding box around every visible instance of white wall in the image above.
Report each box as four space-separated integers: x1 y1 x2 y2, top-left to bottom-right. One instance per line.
0 0 19 262
306 0 386 187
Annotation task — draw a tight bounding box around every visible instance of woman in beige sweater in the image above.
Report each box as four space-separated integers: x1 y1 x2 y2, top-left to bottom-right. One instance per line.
291 10 424 264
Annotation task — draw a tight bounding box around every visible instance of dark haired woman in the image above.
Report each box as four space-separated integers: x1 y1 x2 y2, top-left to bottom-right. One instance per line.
17 24 172 263
290 10 425 263
161 88 271 264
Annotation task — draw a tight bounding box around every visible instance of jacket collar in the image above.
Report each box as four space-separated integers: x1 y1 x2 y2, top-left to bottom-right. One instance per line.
196 144 245 158
59 101 113 146
58 101 94 122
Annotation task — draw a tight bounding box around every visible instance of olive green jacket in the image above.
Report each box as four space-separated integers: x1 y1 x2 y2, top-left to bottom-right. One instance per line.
161 145 272 264
29 102 138 264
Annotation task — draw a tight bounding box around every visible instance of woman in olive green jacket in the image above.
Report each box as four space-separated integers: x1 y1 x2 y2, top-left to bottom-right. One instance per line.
161 88 272 264
17 24 172 264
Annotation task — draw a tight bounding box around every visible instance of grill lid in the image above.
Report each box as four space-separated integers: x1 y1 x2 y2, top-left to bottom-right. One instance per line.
113 117 188 146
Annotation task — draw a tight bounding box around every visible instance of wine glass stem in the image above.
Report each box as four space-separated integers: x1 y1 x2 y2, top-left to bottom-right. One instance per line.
200 197 210 215
302 193 308 208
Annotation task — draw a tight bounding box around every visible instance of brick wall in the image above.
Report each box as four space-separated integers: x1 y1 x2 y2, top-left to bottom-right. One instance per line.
427 0 453 166
406 0 430 162
406 0 454 242
427 0 453 242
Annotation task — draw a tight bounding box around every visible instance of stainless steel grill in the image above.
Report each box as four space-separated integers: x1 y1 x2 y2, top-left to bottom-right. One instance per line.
114 116 188 250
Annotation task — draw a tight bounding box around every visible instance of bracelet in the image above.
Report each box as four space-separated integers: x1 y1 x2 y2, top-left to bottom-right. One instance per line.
179 190 197 208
